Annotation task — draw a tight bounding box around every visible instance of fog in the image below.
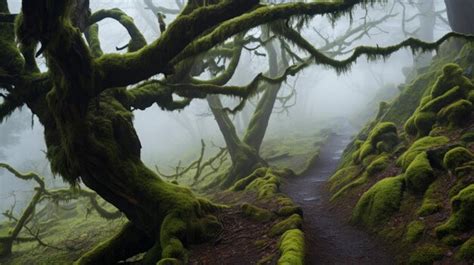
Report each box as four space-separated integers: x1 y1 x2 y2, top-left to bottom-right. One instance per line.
0 0 451 218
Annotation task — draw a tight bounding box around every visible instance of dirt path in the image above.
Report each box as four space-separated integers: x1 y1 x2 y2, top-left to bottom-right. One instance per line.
281 134 395 265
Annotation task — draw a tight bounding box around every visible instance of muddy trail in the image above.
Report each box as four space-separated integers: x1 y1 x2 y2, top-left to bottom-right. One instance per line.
281 133 395 265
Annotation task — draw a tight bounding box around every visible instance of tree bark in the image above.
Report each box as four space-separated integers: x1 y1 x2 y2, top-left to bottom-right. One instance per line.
444 0 474 34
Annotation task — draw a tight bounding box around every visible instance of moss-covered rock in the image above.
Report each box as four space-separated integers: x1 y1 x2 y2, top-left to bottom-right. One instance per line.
422 86 465 113
329 165 361 192
277 206 303 217
417 179 443 217
366 155 390 177
443 147 474 172
270 214 302 237
408 244 445 265
241 203 274 222
437 99 472 127
356 122 399 162
405 152 435 193
398 136 449 170
435 184 474 238
277 229 304 265
352 176 405 227
461 131 474 143
413 111 437 137
405 220 425 243
430 64 473 98
456 237 474 262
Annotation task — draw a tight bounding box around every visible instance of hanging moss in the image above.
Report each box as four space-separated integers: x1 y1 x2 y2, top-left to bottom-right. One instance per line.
435 184 474 238
405 152 435 193
443 147 474 172
352 175 405 227
437 99 472 127
398 136 449 170
408 244 445 265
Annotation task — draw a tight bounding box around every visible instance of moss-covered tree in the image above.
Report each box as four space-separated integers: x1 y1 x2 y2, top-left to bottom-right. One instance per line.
1 0 473 263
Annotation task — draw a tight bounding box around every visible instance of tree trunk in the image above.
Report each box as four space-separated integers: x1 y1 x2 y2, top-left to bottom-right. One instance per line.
444 0 474 34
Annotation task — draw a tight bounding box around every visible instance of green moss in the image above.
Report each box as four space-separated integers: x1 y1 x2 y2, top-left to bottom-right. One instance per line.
431 64 472 98
456 237 474 262
352 175 405 227
461 132 474 143
329 165 361 191
437 99 472 127
441 234 464 246
157 258 181 265
277 206 303 217
422 86 465 113
241 203 274 222
405 220 425 243
398 136 449 170
270 214 302 237
413 111 437 137
331 173 368 201
277 229 304 265
230 168 268 191
443 147 474 172
366 155 390 177
356 122 399 162
417 179 443 217
408 244 445 265
436 184 474 238
405 152 435 193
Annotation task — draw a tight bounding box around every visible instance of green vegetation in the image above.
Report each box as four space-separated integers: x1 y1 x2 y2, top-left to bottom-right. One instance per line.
352 176 405 227
270 214 303 237
436 184 474 238
408 244 445 265
456 237 474 261
405 220 425 243
277 229 304 265
443 147 474 172
405 152 435 193
398 136 449 169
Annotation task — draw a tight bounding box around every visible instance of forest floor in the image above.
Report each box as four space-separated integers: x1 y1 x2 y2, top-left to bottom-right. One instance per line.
281 133 396 265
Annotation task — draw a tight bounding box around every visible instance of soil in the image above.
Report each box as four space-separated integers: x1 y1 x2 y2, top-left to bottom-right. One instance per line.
187 192 281 265
281 133 396 265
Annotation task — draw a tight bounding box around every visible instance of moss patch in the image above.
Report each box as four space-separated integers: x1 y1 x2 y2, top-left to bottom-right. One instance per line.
405 152 435 193
270 214 302 237
277 229 304 265
408 244 445 265
443 147 474 172
352 176 405 227
456 237 474 262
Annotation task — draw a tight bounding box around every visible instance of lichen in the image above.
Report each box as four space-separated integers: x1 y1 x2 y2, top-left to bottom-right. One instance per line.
277 229 304 265
352 175 405 227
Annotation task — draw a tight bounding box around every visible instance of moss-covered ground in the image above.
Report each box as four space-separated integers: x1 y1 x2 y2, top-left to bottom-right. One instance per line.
328 41 474 264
